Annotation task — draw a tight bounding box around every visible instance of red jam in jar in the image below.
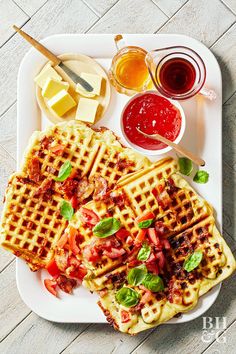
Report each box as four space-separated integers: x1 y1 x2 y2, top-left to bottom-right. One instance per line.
122 93 182 150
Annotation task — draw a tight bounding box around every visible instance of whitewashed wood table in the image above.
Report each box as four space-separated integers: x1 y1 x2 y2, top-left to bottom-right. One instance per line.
0 1 236 353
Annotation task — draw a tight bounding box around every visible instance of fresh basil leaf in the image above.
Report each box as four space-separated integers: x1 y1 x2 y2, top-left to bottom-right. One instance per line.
127 265 147 286
55 161 72 182
178 157 193 176
138 219 154 229
183 250 203 272
93 217 121 238
60 200 74 220
193 170 209 184
142 273 164 292
115 287 140 307
137 243 151 261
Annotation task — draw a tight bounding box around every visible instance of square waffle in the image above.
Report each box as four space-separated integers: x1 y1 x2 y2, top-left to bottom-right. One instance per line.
98 216 236 334
0 173 67 271
0 121 150 270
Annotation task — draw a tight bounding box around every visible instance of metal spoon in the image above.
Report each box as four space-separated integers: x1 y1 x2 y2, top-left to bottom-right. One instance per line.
136 128 205 166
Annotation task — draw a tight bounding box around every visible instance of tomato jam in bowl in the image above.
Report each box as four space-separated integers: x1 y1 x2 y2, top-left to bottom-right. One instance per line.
121 91 185 156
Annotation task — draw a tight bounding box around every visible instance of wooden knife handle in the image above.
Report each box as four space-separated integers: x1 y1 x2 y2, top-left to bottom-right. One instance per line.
13 25 61 66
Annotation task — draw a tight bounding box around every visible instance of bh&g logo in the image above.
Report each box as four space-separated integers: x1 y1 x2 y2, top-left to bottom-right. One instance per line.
201 317 227 343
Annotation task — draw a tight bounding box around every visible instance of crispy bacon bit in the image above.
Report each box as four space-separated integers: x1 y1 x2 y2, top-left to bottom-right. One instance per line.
156 189 172 210
93 176 108 201
155 221 170 237
51 144 65 156
56 275 77 294
130 302 144 314
77 177 94 200
103 248 126 259
141 289 153 304
168 279 183 304
46 166 56 174
166 177 179 195
110 191 127 208
28 157 41 183
98 289 108 298
121 310 131 323
60 178 79 199
17 176 36 185
116 158 135 170
34 178 54 201
105 271 126 288
40 136 53 150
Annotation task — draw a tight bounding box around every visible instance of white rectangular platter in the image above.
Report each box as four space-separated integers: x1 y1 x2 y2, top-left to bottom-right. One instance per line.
16 34 222 323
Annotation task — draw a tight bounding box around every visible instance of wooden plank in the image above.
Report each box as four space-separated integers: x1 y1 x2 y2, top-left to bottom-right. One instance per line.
0 145 16 215
14 0 48 16
158 0 235 47
0 0 98 117
0 312 89 354
212 23 236 103
0 261 30 342
222 92 236 171
152 0 187 17
222 162 236 244
83 0 118 17
0 0 29 47
62 323 153 354
0 103 17 160
132 254 236 354
204 319 236 353
89 0 167 33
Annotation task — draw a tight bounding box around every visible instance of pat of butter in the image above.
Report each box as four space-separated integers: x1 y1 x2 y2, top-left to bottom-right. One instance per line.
76 97 99 123
42 78 69 99
76 72 102 97
34 64 62 89
48 90 76 117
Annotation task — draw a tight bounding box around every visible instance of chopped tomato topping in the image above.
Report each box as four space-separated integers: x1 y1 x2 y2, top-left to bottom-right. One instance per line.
44 279 57 297
116 228 130 241
153 188 172 210
103 248 126 259
57 233 68 249
146 261 159 275
68 227 80 255
68 265 87 281
161 238 170 250
147 228 160 246
121 310 131 323
126 236 133 245
46 259 60 277
83 245 100 263
79 207 100 227
54 249 68 272
134 229 147 245
51 144 64 156
135 212 155 223
155 221 170 236
146 252 156 263
70 195 79 209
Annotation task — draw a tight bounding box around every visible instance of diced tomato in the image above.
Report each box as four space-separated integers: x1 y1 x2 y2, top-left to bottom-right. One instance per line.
116 228 130 241
54 249 68 272
70 195 79 209
79 207 100 226
146 261 159 275
68 265 87 280
103 248 126 259
68 255 81 267
46 259 60 277
135 212 155 223
68 227 80 255
51 144 64 156
127 259 140 268
126 236 133 245
146 252 156 263
156 251 165 269
44 278 57 297
161 239 171 250
57 233 68 249
134 229 147 245
121 310 131 323
147 228 160 246
83 245 100 263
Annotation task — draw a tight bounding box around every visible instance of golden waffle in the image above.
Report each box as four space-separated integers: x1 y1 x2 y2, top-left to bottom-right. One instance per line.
98 216 236 334
118 167 212 237
0 173 66 271
0 121 150 270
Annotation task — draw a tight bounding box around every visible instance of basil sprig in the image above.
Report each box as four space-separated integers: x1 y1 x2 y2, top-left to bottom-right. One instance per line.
142 273 164 292
184 250 203 272
115 287 140 307
178 157 193 176
93 217 121 238
137 243 151 261
55 161 72 182
127 265 147 286
138 219 154 229
60 200 74 220
193 171 209 184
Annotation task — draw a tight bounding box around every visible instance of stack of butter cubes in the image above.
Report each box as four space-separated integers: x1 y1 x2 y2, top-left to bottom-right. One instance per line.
34 64 102 123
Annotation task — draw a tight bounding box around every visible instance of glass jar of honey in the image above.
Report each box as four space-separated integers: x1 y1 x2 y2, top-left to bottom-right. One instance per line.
109 35 152 96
